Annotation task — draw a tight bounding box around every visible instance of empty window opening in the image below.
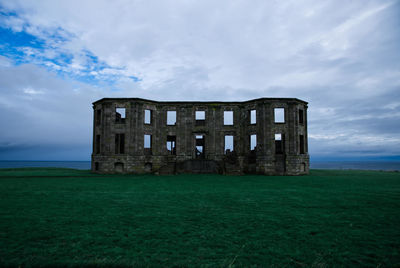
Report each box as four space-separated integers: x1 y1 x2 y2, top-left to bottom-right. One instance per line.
299 135 305 154
144 109 152 124
275 133 284 154
115 133 125 154
167 111 176 125
144 134 152 148
144 134 152 155
144 162 152 172
195 135 205 158
274 108 285 123
116 107 126 123
250 134 257 151
94 162 99 171
95 135 101 154
224 111 233 125
195 111 206 126
196 111 205 120
167 135 176 155
299 109 304 124
248 135 257 164
250 110 256 124
114 162 124 173
224 135 234 154
96 109 101 126
300 163 306 172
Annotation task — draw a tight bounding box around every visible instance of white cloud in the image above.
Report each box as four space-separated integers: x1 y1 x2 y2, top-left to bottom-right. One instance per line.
23 87 44 95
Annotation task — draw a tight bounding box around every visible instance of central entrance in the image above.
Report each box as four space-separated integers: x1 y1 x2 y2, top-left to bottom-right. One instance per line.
195 135 205 159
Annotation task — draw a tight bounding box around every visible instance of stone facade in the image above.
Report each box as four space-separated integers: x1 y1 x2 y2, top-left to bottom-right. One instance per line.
91 97 309 175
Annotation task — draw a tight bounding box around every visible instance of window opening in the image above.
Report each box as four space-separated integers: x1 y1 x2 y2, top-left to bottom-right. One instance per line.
95 135 101 154
250 134 257 151
299 109 304 124
275 133 284 154
144 162 152 172
115 133 125 154
224 135 234 154
250 110 256 124
299 135 305 154
167 111 176 125
248 134 257 164
116 107 126 123
301 163 306 172
96 109 101 125
195 135 205 158
144 134 152 148
114 162 124 173
94 162 99 171
167 135 176 155
274 108 285 123
195 111 206 126
144 134 152 155
224 111 233 125
144 109 152 124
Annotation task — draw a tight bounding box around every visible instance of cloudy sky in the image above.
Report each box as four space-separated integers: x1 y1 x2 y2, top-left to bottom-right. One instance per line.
0 0 399 161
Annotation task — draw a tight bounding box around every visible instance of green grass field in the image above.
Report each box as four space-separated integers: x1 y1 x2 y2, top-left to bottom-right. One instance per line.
0 168 399 267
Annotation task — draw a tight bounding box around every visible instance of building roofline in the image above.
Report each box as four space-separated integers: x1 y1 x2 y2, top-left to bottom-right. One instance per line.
93 97 308 105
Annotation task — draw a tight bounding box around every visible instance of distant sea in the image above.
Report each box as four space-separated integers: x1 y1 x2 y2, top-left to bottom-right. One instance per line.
0 160 399 171
310 161 400 171
0 161 91 170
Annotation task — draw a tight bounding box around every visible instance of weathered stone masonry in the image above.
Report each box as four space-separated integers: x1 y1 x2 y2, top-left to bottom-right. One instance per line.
91 98 309 175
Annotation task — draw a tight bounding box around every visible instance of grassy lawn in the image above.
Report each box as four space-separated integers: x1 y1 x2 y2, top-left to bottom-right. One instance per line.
0 168 399 267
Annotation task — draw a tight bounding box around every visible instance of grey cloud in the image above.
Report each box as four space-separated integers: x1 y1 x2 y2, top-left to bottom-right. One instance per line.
0 0 399 160
0 63 98 148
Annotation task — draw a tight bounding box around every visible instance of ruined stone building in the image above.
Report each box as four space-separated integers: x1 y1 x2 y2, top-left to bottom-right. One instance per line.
91 98 309 175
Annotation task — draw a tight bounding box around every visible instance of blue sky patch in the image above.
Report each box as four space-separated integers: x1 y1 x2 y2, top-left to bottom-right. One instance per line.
0 13 140 86
0 27 44 48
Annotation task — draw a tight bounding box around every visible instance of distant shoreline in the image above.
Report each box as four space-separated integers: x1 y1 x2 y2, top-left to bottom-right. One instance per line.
0 160 399 171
